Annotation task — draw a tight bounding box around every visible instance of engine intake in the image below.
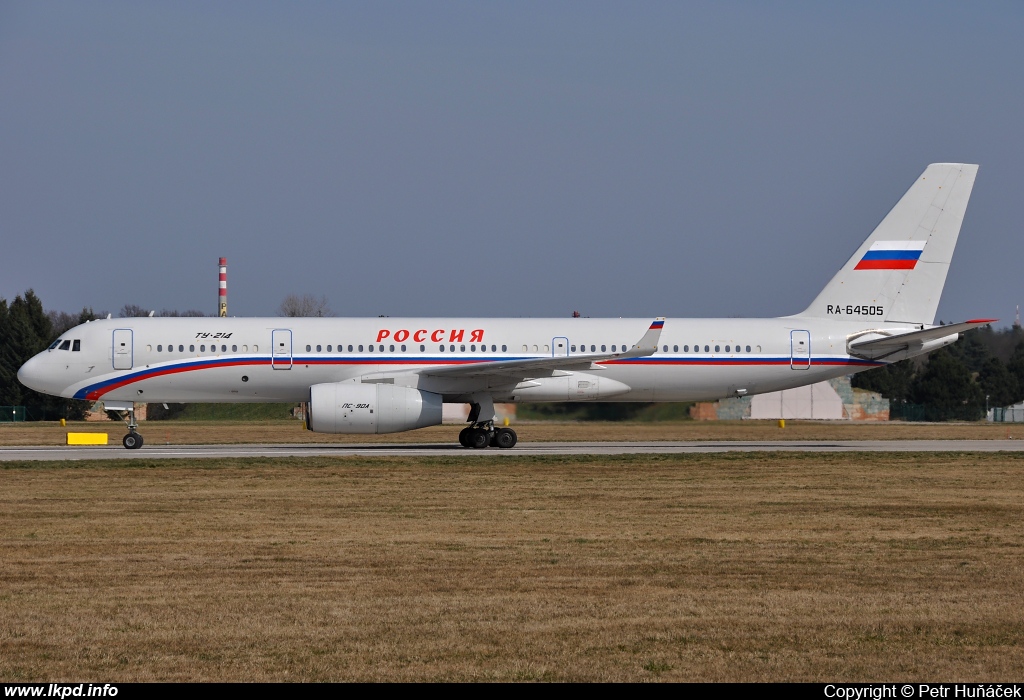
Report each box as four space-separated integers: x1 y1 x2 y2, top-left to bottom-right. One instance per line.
308 383 443 434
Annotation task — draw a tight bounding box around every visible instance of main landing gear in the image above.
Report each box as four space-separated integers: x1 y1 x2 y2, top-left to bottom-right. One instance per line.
459 421 518 449
458 394 516 449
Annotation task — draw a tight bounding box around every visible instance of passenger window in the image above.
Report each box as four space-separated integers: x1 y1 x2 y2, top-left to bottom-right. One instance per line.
684 345 689 352
306 345 311 352
715 345 720 352
326 345 332 352
491 345 496 352
746 345 751 352
157 345 163 352
673 345 678 352
221 345 226 352
59 340 71 350
470 345 476 352
611 345 616 352
190 345 196 352
178 345 184 352
460 344 466 352
200 345 205 352
232 345 238 352
316 345 321 352
502 345 507 352
571 345 576 352
379 345 384 352
242 345 247 352
439 345 445 352
601 345 606 352
368 345 374 352
662 345 667 352
401 345 407 352
704 345 709 352
590 345 595 352
253 345 258 352
419 344 425 352
451 345 456 352
725 345 730 352
72 340 81 351
358 345 364 352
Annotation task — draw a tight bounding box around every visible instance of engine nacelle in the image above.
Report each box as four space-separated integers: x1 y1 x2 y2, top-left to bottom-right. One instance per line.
308 383 443 434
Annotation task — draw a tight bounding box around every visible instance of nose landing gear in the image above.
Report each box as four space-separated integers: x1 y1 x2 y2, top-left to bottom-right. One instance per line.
106 403 144 449
122 431 144 449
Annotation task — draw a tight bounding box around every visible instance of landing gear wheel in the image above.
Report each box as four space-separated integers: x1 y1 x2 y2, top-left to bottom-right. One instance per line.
122 433 144 450
468 428 490 449
494 428 517 449
459 427 472 447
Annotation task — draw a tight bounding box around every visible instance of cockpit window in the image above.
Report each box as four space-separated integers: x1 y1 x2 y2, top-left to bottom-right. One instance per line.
48 340 61 350
59 340 71 351
72 340 81 352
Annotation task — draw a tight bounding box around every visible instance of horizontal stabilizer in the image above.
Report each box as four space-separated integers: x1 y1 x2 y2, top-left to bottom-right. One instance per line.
848 318 995 359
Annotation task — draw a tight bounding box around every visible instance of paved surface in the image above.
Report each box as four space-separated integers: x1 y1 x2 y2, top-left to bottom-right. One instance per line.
2 440 1024 461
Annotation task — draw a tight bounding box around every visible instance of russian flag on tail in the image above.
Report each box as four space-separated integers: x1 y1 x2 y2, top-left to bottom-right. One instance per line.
854 240 926 270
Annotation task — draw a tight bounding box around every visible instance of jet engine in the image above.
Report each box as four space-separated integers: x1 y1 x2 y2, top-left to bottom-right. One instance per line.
308 382 443 434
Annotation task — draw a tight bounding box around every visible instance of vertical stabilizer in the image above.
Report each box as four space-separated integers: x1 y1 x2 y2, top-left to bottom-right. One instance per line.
798 163 978 325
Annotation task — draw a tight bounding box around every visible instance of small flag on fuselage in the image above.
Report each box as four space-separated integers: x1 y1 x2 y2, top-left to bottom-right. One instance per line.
854 240 926 270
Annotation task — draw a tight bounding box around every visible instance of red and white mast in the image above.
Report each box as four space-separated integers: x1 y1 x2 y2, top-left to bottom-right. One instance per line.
218 257 227 317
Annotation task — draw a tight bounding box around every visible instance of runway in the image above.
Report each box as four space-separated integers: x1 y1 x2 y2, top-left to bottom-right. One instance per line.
2 439 1024 461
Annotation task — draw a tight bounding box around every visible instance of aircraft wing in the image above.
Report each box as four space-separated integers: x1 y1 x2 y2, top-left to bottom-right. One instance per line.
417 318 665 379
848 318 995 359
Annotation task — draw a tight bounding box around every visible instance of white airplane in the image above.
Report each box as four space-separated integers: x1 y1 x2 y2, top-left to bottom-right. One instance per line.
19 163 992 449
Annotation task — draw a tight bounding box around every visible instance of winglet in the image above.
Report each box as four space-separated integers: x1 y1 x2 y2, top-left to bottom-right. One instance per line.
622 318 665 357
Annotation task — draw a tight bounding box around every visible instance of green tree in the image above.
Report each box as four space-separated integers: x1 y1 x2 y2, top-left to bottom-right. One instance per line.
852 360 916 402
977 357 1019 409
911 347 984 421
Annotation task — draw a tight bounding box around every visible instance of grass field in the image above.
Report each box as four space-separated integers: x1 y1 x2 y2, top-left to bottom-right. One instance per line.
0 418 1020 446
2 452 1022 681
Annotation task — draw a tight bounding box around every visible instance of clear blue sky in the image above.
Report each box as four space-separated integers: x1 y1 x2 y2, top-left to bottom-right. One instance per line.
2 1 1022 323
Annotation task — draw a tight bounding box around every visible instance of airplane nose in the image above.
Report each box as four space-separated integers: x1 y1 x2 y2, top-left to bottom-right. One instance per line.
17 354 49 393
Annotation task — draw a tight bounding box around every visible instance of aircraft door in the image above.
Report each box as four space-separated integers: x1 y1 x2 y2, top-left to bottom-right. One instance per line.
552 337 568 357
272 329 293 369
112 329 133 370
790 330 811 370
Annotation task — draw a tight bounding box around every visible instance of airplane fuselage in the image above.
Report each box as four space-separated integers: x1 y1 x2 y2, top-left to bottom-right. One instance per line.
20 315 896 405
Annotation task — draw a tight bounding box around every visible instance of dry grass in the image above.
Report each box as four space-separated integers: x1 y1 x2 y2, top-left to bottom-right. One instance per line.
1 452 1022 681
0 418 1019 446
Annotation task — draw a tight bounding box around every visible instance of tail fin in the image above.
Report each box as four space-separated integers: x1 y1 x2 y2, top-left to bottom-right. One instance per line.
798 163 978 325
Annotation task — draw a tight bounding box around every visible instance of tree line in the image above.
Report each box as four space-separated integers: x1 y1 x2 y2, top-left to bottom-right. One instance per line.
852 324 1024 421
